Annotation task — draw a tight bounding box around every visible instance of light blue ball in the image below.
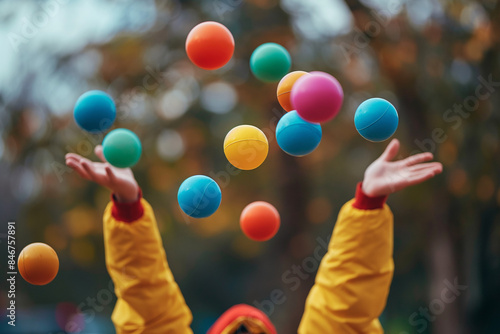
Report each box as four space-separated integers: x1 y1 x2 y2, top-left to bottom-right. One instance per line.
73 90 116 133
276 110 322 157
177 175 222 218
354 98 399 142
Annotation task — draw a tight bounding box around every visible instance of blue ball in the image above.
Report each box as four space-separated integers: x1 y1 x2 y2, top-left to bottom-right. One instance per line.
177 175 222 218
276 110 322 157
354 98 398 142
73 90 116 133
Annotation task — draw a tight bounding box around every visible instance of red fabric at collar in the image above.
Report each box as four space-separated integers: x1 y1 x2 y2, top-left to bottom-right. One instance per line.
352 182 387 210
207 304 277 334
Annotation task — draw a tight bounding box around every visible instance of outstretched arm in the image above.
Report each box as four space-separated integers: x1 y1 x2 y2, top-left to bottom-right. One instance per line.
298 139 442 334
66 146 193 334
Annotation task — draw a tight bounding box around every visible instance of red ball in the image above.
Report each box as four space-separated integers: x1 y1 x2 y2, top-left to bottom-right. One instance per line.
185 21 235 70
240 202 280 241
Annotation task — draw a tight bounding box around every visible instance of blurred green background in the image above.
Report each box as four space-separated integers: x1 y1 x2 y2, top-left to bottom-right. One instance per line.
1 0 500 333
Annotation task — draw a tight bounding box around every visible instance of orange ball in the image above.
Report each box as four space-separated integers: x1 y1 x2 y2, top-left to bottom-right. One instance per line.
18 243 59 285
277 71 308 112
186 21 235 70
240 202 280 241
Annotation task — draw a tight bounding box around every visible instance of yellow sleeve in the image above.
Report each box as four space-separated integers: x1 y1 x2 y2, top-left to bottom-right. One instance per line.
298 199 394 334
103 198 193 334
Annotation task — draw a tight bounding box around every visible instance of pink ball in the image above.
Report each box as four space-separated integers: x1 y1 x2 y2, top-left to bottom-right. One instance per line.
291 71 344 123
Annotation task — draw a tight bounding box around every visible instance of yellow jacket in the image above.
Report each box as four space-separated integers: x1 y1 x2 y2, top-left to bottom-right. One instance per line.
103 184 394 333
103 198 193 334
298 197 394 333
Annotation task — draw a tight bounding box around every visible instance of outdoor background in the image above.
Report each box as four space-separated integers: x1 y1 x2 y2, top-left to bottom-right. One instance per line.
1 0 500 333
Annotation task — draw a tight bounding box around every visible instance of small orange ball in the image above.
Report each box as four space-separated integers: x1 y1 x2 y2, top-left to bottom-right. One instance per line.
18 243 59 285
277 71 308 112
240 202 280 241
186 21 235 70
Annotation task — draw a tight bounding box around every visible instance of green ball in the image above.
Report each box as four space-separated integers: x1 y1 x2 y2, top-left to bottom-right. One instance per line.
102 129 142 168
250 43 291 82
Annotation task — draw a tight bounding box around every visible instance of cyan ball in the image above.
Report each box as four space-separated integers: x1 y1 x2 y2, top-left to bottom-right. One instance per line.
73 90 116 133
250 43 291 82
354 98 399 142
102 129 142 168
178 175 222 218
276 110 322 157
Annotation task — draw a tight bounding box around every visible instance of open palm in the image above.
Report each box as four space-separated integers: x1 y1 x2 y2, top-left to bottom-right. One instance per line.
65 145 139 203
362 139 443 197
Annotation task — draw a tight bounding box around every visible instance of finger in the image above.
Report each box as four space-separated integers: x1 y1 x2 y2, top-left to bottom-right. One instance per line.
65 153 83 162
404 172 437 187
81 160 99 182
419 163 443 176
380 138 400 161
402 152 434 166
104 164 117 184
94 145 106 163
408 162 443 173
66 159 82 175
65 156 80 165
434 163 443 174
66 154 95 168
66 160 91 179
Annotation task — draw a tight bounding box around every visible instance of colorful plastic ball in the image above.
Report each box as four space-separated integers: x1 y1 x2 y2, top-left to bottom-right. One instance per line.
276 110 322 157
223 125 269 170
18 243 59 285
186 21 235 70
102 129 142 168
177 175 222 218
354 98 399 142
277 71 308 112
73 90 116 133
240 201 280 241
250 43 291 82
291 71 344 123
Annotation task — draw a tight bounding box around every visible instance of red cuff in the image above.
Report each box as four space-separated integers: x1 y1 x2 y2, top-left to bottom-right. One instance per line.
111 189 144 223
352 182 387 210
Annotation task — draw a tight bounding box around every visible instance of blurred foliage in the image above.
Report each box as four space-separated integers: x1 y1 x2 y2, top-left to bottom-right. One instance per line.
1 0 500 333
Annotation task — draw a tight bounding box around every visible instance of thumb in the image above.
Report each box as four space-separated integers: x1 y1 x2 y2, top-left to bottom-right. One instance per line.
380 138 400 161
94 145 107 162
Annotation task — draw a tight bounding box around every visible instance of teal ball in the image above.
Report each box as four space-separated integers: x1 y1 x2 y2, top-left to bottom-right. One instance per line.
250 43 291 82
102 129 142 168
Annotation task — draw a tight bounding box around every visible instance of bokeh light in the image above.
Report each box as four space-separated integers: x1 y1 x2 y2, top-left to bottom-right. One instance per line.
55 302 85 333
9 166 41 202
157 89 190 120
63 206 100 238
156 129 185 162
70 239 96 267
200 81 238 114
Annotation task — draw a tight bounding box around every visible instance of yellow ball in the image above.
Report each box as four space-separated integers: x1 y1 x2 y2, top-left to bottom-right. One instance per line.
224 125 269 170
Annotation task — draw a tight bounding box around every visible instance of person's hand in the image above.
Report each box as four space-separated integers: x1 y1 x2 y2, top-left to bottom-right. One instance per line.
65 145 139 203
362 139 443 197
